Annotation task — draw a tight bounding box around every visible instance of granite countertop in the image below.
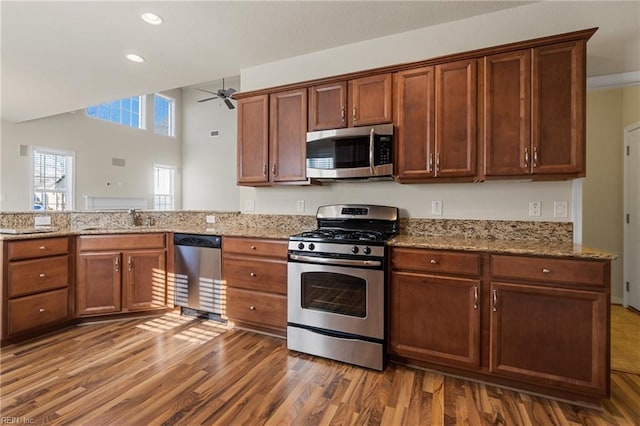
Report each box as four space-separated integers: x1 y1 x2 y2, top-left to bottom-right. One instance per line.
388 235 616 260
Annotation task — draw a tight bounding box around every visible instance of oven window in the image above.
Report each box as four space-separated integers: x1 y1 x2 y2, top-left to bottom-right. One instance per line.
301 272 366 317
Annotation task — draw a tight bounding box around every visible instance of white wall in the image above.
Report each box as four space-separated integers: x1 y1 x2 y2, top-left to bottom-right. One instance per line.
0 89 182 211
238 2 592 223
181 77 240 211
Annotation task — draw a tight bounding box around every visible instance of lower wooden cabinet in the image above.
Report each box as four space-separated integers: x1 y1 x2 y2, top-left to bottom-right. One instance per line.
388 247 611 401
7 288 69 336
76 234 167 317
223 237 287 335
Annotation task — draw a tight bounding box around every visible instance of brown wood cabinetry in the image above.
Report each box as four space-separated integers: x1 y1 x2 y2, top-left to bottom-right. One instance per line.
394 60 477 181
223 237 287 335
237 95 269 185
76 234 167 317
308 74 392 131
388 247 610 401
483 41 586 178
1 237 73 342
389 248 481 369
269 89 308 183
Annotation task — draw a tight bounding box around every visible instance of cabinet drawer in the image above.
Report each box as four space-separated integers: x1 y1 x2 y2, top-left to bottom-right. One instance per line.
223 237 287 259
224 257 286 294
7 288 69 336
79 233 166 251
226 287 286 330
8 255 70 298
7 237 69 260
391 248 481 276
490 255 606 287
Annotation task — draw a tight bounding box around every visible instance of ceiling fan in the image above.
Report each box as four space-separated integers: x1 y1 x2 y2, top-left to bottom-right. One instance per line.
196 78 237 109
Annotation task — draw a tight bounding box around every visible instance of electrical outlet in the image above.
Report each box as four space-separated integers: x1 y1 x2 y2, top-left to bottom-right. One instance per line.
431 200 443 216
34 216 52 226
553 201 568 218
244 199 255 212
529 201 541 217
206 215 216 224
296 200 305 213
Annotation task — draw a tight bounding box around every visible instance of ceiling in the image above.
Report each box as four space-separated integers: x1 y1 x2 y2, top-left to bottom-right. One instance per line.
2 1 639 123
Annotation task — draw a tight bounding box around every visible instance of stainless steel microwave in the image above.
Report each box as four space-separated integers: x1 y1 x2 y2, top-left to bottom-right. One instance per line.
305 124 394 180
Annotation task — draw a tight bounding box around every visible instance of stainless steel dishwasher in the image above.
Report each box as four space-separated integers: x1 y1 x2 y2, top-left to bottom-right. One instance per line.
173 233 223 314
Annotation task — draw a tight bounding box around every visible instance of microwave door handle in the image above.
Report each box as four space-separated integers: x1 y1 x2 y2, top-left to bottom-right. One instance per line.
369 128 376 175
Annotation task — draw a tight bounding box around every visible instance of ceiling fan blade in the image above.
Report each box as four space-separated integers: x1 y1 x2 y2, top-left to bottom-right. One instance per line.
195 88 217 95
224 98 235 109
198 96 219 103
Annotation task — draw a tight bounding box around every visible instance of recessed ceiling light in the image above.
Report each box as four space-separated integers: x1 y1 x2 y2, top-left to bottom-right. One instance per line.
141 12 163 25
126 53 145 63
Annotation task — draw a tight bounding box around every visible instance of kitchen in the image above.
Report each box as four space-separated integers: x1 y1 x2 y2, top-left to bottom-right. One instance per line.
1 1 640 424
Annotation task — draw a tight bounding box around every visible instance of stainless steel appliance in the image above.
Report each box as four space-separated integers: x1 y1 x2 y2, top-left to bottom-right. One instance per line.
305 124 393 180
287 204 399 370
174 233 223 314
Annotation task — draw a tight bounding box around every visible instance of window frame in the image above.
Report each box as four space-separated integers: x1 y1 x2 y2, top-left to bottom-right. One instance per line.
153 93 176 137
85 95 146 130
153 163 176 211
30 146 76 211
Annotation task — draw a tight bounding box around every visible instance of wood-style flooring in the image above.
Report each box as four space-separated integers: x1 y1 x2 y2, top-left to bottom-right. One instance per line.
1 311 639 425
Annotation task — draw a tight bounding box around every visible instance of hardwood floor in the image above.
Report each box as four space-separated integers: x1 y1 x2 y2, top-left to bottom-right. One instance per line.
1 312 639 425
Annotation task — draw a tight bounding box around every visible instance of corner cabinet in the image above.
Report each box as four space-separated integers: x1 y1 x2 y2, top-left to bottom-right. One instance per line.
482 40 586 178
1 237 73 343
76 233 168 317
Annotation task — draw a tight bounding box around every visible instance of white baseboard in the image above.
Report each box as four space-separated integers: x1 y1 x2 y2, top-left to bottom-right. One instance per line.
611 296 623 305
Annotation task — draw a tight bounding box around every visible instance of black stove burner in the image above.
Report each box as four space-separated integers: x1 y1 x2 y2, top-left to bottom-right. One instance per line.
294 229 391 243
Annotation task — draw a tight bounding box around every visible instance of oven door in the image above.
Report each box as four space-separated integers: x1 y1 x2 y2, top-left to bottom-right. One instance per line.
287 260 384 340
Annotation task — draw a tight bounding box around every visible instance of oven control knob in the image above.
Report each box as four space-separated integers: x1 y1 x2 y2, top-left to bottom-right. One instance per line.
363 246 372 255
298 242 305 250
351 246 359 254
308 243 315 251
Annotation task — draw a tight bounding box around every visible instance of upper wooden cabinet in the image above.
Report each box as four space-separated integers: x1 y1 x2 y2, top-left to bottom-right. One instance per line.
308 74 392 131
395 60 477 181
237 95 269 185
269 88 308 183
483 40 586 178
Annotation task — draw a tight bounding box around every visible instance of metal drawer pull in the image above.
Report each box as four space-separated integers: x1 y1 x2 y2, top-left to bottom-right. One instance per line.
249 306 256 310
430 259 438 264
39 273 46 278
542 268 551 273
39 308 45 313
492 289 498 312
474 286 479 309
39 246 46 250
250 246 257 250
250 272 256 277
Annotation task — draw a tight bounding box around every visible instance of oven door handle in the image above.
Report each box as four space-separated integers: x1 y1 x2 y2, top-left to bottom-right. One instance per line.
289 254 382 268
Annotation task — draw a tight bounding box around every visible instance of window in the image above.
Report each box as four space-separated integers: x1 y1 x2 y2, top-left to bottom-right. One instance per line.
31 147 75 211
154 94 175 137
86 96 144 129
154 165 175 210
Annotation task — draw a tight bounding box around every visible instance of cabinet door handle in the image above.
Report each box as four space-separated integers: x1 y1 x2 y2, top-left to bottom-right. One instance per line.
128 257 133 271
492 289 498 312
250 272 256 277
272 164 277 176
249 305 256 310
436 152 440 174
263 164 267 176
533 147 538 168
352 106 357 123
39 308 45 313
341 106 346 123
115 257 120 272
250 245 257 250
430 259 438 265
524 147 529 168
428 153 433 173
474 286 479 309
39 246 46 251
39 273 46 278
542 268 551 273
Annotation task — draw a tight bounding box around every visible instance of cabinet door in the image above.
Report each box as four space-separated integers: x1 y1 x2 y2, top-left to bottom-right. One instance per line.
308 81 347 131
237 95 269 185
389 271 481 369
489 282 607 397
124 249 166 311
77 251 121 316
348 73 392 127
532 40 585 175
435 60 477 177
394 67 435 179
483 50 531 176
269 89 308 183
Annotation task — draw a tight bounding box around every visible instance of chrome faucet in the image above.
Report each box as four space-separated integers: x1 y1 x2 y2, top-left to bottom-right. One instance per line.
129 209 138 226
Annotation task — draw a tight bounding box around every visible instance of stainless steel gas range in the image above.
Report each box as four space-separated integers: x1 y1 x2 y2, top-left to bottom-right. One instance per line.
287 204 399 370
